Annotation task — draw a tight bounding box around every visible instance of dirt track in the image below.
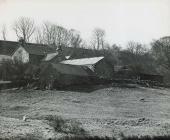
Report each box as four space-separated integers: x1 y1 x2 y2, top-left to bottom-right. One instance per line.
0 86 170 139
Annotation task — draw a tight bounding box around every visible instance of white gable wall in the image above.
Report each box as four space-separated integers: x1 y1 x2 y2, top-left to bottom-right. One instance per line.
12 47 29 63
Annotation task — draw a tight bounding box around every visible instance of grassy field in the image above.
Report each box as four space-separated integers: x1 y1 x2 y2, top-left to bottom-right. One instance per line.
0 86 170 139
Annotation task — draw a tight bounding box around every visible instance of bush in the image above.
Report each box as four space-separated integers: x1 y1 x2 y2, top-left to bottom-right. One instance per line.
0 60 14 80
65 120 86 135
121 135 151 140
152 135 170 140
0 59 39 89
45 115 65 132
1 60 37 80
18 134 41 140
45 115 86 135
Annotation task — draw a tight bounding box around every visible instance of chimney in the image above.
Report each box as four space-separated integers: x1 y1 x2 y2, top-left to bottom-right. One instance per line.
57 45 62 55
51 42 56 48
18 37 26 47
56 44 65 61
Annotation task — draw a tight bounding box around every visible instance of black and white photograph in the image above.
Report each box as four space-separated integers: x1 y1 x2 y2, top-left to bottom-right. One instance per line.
0 0 170 139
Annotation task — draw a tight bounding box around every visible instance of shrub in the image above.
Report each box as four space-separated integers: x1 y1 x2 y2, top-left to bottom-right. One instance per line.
45 115 66 132
0 59 37 79
45 115 86 135
66 120 86 135
18 134 41 140
121 135 151 140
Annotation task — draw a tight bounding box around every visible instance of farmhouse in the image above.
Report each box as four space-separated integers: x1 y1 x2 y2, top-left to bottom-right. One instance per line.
14 43 58 63
0 40 58 64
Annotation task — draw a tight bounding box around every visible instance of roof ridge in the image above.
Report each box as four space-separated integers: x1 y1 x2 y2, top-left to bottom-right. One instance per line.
0 40 19 44
25 42 50 47
0 40 99 52
63 56 104 61
0 40 50 47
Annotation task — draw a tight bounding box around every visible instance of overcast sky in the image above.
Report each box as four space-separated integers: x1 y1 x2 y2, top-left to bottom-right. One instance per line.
0 0 170 47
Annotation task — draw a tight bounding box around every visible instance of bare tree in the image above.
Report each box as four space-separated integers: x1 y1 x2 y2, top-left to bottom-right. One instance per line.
34 27 44 44
42 22 55 45
34 22 84 49
119 41 154 74
69 29 82 48
151 37 170 69
127 41 147 55
56 25 70 46
42 22 71 47
13 17 35 42
91 28 105 50
1 24 7 40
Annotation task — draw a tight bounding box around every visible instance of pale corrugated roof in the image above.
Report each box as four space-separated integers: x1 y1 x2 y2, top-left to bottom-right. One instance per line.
60 56 104 66
65 55 71 59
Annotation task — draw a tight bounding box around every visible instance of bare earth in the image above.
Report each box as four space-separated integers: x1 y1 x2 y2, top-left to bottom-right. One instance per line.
0 86 170 139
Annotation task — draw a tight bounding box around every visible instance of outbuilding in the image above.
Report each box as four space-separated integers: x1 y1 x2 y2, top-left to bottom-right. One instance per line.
60 56 114 79
39 63 95 89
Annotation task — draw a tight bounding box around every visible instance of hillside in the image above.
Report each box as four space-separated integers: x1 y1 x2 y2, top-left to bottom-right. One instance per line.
0 86 170 139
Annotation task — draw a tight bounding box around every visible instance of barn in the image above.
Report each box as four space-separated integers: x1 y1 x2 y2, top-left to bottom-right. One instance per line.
39 63 95 89
114 65 164 83
60 56 114 79
138 73 163 83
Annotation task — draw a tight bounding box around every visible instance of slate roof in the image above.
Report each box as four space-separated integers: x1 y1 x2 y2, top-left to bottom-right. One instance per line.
61 46 103 60
23 43 56 55
0 40 19 56
51 63 93 76
0 40 56 56
0 40 101 60
60 56 104 66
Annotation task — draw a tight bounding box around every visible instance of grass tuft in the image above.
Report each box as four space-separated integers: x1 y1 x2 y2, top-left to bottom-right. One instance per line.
0 134 42 140
121 135 170 140
45 115 86 135
1 135 170 140
58 136 116 140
